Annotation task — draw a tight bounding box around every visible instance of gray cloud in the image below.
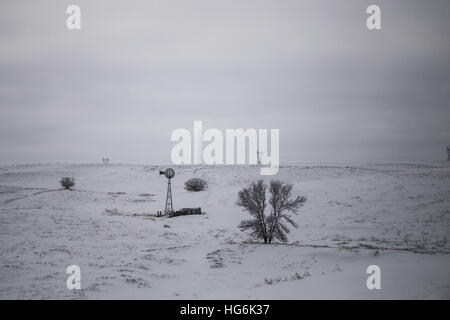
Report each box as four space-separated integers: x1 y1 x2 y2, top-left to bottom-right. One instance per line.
1 0 449 164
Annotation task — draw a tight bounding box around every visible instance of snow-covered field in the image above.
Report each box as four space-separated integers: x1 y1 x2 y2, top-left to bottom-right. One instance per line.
1 162 449 299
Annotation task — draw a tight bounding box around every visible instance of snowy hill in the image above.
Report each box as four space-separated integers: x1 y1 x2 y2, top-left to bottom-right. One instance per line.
1 162 449 299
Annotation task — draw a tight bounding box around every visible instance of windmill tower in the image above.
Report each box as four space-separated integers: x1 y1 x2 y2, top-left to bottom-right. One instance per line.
160 168 175 215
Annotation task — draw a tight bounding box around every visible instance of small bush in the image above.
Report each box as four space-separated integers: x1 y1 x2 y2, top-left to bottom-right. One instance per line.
60 177 75 190
184 178 208 192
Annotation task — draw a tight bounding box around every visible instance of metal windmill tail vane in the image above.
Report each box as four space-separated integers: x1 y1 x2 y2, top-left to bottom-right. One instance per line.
160 168 175 215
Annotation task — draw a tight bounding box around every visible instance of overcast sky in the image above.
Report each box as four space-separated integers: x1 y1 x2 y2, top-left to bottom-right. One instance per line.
1 0 449 165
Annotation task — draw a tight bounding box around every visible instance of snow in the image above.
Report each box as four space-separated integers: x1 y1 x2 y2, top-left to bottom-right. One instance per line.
0 162 449 299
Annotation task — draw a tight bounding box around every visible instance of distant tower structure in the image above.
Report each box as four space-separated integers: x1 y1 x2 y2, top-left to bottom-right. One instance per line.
447 146 450 161
159 168 175 215
257 150 262 166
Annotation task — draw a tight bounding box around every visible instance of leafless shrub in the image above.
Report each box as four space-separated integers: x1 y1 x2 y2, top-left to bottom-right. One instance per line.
184 178 208 192
60 177 75 190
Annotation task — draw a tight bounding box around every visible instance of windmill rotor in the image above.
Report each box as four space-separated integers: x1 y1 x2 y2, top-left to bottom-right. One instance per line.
160 168 175 179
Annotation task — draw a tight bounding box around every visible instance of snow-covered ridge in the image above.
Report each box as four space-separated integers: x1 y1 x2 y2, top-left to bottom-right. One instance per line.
1 163 449 299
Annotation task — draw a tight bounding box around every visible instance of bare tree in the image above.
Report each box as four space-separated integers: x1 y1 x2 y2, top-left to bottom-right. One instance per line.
267 180 307 243
237 180 307 244
237 180 269 243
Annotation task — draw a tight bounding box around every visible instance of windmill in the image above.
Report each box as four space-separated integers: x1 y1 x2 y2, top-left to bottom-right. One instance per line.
159 168 175 215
